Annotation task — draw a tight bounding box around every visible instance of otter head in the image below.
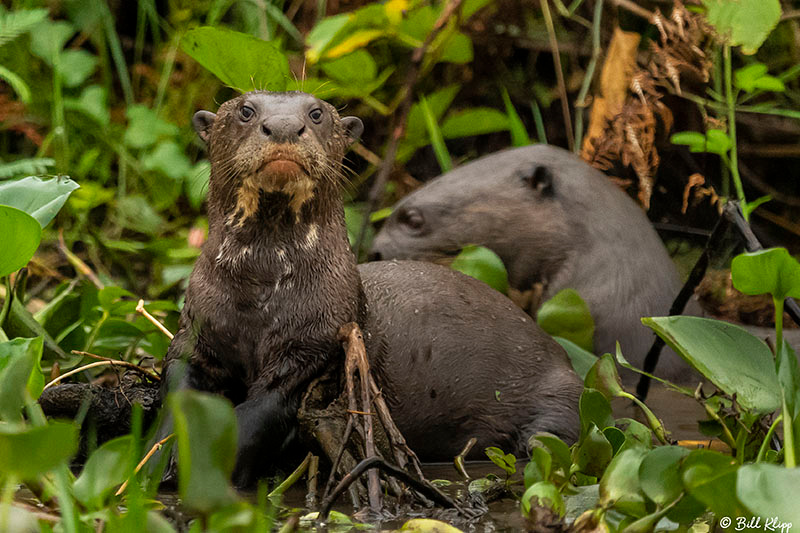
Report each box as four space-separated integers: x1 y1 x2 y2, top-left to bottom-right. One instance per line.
195 91 363 223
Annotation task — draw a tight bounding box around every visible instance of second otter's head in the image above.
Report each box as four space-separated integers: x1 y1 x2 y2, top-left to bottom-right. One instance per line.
194 91 363 223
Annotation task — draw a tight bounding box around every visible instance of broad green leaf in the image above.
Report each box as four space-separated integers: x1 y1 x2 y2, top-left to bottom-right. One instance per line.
537 289 595 352
142 141 193 182
0 337 44 421
124 105 179 150
0 422 78 479
670 129 731 156
638 446 689 506
681 449 744 518
583 353 624 399
521 481 565 518
73 435 133 509
731 248 800 301
450 245 509 293
703 0 781 54
599 447 649 517
485 446 516 475
554 337 598 381
0 175 79 228
579 388 614 438
59 49 98 87
0 8 49 48
573 424 613 478
737 463 800 526
305 14 351 63
0 205 41 277
65 85 110 126
643 316 780 414
28 19 73 64
319 49 377 84
440 108 510 139
524 447 552 487
439 31 473 64
501 87 531 146
532 434 572 474
181 27 290 92
169 390 238 513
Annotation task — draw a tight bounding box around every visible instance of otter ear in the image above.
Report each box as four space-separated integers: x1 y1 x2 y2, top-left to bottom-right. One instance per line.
521 165 554 197
192 111 217 143
341 116 364 146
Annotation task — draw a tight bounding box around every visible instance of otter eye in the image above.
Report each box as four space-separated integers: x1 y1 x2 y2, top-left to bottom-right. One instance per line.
398 208 425 232
309 108 323 123
239 105 255 121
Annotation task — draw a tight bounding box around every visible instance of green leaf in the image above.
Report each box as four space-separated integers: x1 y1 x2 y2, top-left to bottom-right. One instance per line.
731 248 800 301
0 175 79 228
305 13 351 63
0 205 41 277
29 19 73 65
440 108 510 139
0 8 49 48
737 463 800 526
670 129 731 156
115 195 166 236
169 389 238 513
64 85 110 126
142 141 193 182
735 63 785 92
537 289 595 352
420 95 453 172
181 26 290 92
583 353 625 399
0 422 78 480
554 337 598 381
0 337 44 422
643 316 780 414
124 105 179 150
703 0 782 54
319 49 377 85
439 31 473 64
638 446 689 506
402 84 461 155
73 435 133 509
599 447 649 517
0 158 54 179
681 449 743 518
532 434 572 474
485 446 516 475
573 424 613 478
59 49 98 87
742 195 771 220
185 161 211 210
521 481 565 518
450 245 509 293
501 87 532 146
524 447 552 487
579 388 615 437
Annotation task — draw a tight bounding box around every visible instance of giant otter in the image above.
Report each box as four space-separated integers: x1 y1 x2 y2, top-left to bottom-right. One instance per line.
370 145 695 384
162 92 581 487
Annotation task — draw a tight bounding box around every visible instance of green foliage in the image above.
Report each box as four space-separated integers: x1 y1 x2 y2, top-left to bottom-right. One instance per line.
449 245 509 293
702 0 782 54
536 288 595 352
0 206 41 278
0 176 79 227
670 129 731 156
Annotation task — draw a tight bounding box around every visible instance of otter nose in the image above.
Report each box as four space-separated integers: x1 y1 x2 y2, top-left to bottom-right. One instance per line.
261 115 306 143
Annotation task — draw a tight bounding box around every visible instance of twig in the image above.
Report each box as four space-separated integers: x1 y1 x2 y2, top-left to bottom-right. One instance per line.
115 434 174 496
58 230 104 290
454 437 476 480
540 0 574 151
69 350 160 382
306 455 319 508
318 456 460 524
354 0 464 256
269 452 313 498
44 358 159 391
136 299 174 339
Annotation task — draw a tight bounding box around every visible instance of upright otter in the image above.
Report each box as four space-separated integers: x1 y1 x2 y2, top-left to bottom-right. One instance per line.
163 92 581 487
370 145 695 384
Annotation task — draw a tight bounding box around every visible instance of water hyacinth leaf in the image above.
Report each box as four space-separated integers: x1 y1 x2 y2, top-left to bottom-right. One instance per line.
537 289 595 352
603 426 625 455
0 175 79 228
0 421 78 479
731 248 800 301
555 337 598 381
617 418 653 451
0 337 44 422
450 245 509 294
440 108 510 139
181 27 290 92
736 463 800 526
643 316 780 414
702 0 782 54
573 424 613 478
521 481 565 518
524 447 552 487
681 449 743 518
0 206 41 278
73 435 133 509
169 389 238 513
638 446 689 506
485 446 516 475
579 388 614 437
598 447 649 518
532 434 572 473
583 354 624 399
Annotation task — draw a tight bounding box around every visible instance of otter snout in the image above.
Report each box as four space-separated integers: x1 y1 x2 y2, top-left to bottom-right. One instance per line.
261 114 306 143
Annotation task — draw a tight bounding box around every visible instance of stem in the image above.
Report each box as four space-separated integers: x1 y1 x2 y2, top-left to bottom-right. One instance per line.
723 44 746 214
0 476 16 532
573 0 603 152
756 414 782 463
619 391 669 444
83 310 109 352
540 0 574 151
775 297 784 355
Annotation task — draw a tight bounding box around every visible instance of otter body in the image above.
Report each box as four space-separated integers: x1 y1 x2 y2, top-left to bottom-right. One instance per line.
371 145 694 384
163 92 581 487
